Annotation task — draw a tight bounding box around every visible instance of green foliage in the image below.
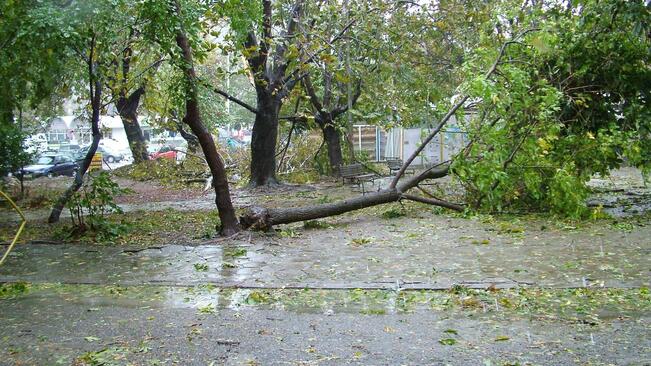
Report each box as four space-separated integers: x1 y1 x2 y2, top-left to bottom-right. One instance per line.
66 172 128 241
350 237 372 246
0 122 30 178
193 263 209 272
224 247 247 258
451 0 651 218
77 347 130 366
381 206 406 219
438 338 457 346
276 132 324 180
0 282 29 299
277 228 301 238
114 159 182 184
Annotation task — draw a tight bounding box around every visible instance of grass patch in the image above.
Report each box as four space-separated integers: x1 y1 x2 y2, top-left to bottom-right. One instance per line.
303 220 333 229
381 207 406 219
0 209 221 246
0 282 29 298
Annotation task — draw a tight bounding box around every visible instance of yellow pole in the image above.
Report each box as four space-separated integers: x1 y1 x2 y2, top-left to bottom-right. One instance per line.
0 190 26 266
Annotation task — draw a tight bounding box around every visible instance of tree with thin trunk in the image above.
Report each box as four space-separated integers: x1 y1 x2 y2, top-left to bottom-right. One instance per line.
173 2 240 235
49 35 104 223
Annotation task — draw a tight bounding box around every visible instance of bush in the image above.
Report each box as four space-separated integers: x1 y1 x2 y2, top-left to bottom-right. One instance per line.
66 171 129 241
0 122 30 178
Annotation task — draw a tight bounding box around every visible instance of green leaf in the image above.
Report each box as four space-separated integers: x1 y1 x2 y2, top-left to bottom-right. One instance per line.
438 338 457 346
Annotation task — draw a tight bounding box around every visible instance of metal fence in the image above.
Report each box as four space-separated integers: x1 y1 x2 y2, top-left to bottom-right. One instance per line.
352 124 469 166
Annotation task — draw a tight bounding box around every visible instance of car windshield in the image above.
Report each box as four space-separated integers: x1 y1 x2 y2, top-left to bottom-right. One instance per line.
35 156 55 165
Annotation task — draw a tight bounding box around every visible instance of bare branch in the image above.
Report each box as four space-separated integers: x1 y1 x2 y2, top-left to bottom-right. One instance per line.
199 78 258 114
400 193 464 212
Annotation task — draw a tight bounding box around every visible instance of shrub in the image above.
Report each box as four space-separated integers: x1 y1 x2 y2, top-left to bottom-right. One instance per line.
66 171 128 241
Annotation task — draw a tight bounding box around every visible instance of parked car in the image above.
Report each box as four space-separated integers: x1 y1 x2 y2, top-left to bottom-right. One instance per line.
75 145 124 163
150 145 177 160
19 154 78 178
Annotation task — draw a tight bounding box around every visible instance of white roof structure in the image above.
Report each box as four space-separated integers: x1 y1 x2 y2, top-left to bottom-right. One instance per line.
99 115 124 129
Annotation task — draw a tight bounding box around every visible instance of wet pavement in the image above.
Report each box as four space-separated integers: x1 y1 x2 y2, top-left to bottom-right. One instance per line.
587 167 651 217
1 282 649 365
1 213 649 290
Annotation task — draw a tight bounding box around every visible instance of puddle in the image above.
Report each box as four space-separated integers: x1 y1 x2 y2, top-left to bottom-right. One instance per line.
3 283 649 321
587 167 651 217
588 189 651 217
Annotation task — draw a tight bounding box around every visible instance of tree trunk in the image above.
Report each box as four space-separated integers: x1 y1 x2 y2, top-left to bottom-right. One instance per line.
175 31 240 236
116 87 148 163
249 93 280 187
322 121 344 175
49 77 102 224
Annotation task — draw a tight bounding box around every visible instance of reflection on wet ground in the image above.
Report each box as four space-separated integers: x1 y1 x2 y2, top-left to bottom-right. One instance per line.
1 210 649 290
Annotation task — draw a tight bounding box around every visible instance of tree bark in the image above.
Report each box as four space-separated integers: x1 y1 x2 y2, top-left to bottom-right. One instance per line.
175 30 240 236
175 119 200 153
249 92 280 186
116 87 148 163
241 189 400 229
243 1 304 187
302 73 361 176
321 120 344 174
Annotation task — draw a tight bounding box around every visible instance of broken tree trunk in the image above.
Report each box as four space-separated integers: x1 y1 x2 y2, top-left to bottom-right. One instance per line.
240 164 459 230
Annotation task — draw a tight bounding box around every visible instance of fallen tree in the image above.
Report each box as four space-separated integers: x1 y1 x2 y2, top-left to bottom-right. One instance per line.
239 33 523 230
240 164 460 229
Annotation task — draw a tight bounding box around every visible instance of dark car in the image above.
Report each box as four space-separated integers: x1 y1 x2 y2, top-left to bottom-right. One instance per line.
20 154 78 178
75 146 123 163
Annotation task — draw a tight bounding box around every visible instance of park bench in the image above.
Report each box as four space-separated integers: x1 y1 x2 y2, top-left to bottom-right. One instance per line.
385 157 403 175
339 163 377 194
384 157 415 176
